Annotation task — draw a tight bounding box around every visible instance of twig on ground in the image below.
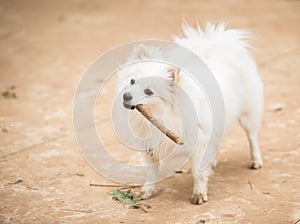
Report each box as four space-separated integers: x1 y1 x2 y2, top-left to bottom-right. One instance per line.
138 205 148 213
89 183 140 189
248 181 254 189
0 206 7 212
26 186 39 191
61 208 92 213
8 179 23 185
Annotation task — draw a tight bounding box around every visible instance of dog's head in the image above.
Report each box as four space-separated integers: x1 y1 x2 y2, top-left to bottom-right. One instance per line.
117 45 180 111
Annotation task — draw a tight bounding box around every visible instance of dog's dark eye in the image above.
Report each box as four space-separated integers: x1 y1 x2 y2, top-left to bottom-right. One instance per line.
144 88 153 96
130 79 135 85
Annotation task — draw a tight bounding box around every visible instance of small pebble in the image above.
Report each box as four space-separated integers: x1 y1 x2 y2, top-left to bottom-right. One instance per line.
143 204 151 209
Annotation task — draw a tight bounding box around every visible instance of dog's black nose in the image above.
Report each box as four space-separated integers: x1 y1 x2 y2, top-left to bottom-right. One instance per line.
123 92 133 101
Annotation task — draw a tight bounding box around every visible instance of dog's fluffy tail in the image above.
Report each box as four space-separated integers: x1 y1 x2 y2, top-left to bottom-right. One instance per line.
173 22 256 71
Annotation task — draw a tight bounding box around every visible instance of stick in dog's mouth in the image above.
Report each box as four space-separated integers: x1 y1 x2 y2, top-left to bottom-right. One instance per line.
133 104 184 145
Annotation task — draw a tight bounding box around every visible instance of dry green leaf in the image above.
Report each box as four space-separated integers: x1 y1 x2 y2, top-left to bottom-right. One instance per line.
108 189 141 209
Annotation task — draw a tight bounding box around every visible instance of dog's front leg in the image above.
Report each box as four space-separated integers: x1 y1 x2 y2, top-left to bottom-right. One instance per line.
190 168 210 204
139 151 159 200
190 149 213 204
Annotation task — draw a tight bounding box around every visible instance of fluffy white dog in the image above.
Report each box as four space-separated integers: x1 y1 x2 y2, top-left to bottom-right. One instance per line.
117 23 263 204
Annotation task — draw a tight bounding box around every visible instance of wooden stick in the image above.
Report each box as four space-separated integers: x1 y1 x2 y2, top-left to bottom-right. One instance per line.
135 104 184 145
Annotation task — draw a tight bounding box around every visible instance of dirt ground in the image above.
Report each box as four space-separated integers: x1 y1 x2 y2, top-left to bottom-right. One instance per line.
0 0 300 223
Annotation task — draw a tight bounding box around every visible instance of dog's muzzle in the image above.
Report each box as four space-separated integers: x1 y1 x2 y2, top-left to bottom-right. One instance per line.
123 92 135 110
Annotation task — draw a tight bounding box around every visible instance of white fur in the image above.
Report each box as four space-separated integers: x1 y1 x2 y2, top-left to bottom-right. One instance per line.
117 23 263 204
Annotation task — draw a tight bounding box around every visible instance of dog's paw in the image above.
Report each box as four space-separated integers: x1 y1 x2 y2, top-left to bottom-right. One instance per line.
190 193 207 205
134 185 155 200
249 160 263 169
141 190 153 200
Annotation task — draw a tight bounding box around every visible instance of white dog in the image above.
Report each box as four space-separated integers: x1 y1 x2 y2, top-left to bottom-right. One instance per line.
117 23 263 204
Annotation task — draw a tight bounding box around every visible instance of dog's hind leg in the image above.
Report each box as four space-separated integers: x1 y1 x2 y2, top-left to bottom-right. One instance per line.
239 113 263 169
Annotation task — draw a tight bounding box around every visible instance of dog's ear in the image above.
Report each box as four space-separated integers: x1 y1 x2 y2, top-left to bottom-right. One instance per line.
167 67 181 84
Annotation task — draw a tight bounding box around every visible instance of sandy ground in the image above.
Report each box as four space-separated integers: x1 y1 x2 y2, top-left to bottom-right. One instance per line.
1 0 300 223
